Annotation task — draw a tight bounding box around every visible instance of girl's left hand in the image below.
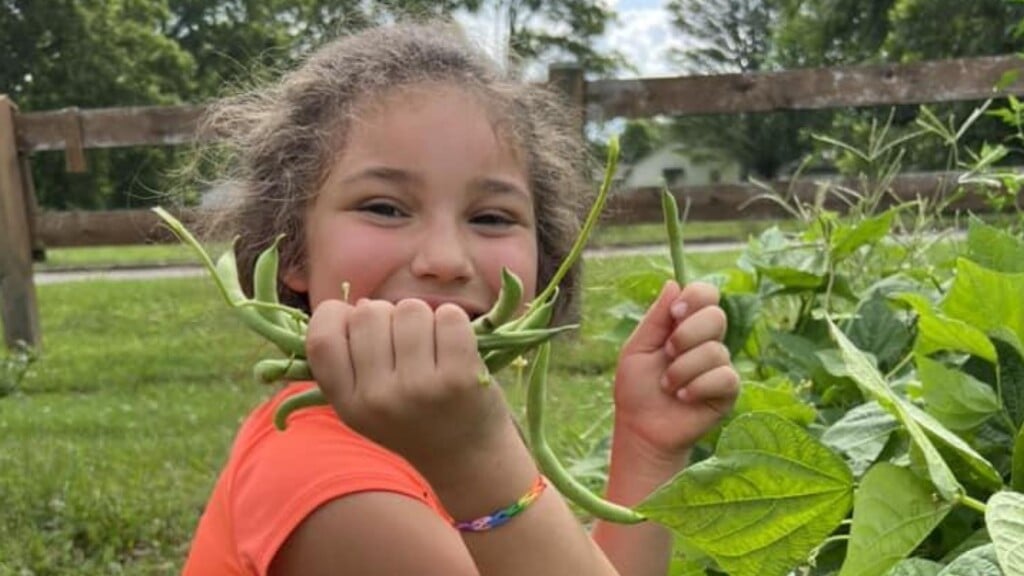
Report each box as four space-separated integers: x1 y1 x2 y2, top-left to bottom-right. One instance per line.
613 280 740 461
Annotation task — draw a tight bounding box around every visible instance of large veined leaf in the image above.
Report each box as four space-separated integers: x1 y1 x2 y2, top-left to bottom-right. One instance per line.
636 413 854 576
839 463 953 576
918 355 1001 431
893 293 997 363
886 558 944 576
942 259 1024 356
828 319 963 500
967 218 1024 274
986 491 1024 576
822 401 900 478
937 545 1004 576
732 380 817 426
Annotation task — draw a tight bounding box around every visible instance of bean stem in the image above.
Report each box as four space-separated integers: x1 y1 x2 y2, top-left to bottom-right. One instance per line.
527 342 646 524
529 136 620 313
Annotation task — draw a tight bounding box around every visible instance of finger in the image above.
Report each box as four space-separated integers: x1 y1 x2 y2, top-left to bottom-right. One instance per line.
675 365 741 411
666 306 728 357
305 299 356 404
621 280 683 356
676 282 721 314
393 299 436 389
661 341 731 395
434 304 481 390
348 299 396 387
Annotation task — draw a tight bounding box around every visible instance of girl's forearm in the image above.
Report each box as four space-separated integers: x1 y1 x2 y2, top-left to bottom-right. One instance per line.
419 418 619 576
591 426 690 576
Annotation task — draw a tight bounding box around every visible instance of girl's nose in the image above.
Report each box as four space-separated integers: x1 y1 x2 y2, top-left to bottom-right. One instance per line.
409 222 473 283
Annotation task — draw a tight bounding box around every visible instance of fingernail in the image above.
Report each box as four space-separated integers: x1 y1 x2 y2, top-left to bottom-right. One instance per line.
676 388 688 401
659 375 669 391
670 301 689 320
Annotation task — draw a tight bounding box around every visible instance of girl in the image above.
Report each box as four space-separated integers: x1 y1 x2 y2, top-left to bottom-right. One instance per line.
182 20 739 576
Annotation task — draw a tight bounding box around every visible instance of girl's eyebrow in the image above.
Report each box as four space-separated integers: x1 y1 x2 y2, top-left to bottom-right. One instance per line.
340 167 529 200
472 177 530 200
338 166 416 187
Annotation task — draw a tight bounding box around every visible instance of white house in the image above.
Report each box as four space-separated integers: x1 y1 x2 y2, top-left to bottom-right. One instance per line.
620 144 741 189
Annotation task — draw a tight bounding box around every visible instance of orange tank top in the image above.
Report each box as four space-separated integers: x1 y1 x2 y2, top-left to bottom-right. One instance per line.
181 382 450 575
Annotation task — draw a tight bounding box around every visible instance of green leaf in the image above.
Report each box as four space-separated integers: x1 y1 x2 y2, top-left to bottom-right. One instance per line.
839 463 953 576
902 401 1004 493
1014 427 1024 492
636 413 854 576
886 558 944 576
919 356 1001 431
995 339 1024 430
828 319 963 500
893 293 997 363
822 401 900 478
943 259 1024 356
967 218 1024 274
721 293 760 356
732 381 817 426
848 294 914 370
937 544 1004 576
614 270 669 305
986 491 1024 575
747 228 829 289
832 210 896 262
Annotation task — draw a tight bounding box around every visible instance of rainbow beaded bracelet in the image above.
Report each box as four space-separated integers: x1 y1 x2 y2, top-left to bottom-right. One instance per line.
453 476 547 532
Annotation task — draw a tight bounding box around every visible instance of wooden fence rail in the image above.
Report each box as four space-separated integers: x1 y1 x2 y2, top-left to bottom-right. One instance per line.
3 54 1024 348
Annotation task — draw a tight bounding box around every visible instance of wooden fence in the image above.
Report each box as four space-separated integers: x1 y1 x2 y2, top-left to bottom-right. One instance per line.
3 54 1024 348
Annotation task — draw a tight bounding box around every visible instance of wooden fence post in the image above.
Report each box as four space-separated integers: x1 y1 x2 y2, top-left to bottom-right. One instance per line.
547 63 586 140
0 96 41 350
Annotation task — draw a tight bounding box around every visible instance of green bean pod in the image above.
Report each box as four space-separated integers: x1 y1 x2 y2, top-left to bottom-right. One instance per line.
660 188 687 286
472 268 523 334
274 388 329 430
215 250 307 358
254 358 312 384
527 342 646 524
475 324 577 354
252 234 293 329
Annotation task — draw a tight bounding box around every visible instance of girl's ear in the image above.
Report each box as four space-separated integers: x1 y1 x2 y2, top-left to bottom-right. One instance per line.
282 266 309 294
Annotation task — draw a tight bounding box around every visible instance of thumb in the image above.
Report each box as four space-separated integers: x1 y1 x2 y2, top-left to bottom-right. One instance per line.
621 280 682 356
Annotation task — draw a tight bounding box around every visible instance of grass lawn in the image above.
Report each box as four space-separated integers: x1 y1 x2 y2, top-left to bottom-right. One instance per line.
1 249 737 574
35 219 760 271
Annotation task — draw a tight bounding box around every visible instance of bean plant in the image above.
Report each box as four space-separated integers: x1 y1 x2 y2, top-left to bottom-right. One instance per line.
599 104 1024 575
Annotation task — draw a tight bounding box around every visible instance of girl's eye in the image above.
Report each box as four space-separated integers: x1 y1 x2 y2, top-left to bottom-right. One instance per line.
471 212 516 227
359 202 407 219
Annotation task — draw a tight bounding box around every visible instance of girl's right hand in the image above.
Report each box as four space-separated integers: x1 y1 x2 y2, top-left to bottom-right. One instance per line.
304 297 515 481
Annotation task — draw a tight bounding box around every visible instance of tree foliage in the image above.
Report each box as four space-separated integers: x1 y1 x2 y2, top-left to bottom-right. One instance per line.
664 0 1024 180
0 0 619 210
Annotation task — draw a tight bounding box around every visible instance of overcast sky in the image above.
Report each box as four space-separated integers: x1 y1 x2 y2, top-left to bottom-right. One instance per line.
600 0 683 77
457 0 684 79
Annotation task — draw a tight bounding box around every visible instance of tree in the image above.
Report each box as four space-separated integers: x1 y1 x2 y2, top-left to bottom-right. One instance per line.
664 0 826 178
1 0 618 211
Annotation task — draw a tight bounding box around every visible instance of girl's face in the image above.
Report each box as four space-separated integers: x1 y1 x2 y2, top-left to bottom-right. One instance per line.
285 84 538 318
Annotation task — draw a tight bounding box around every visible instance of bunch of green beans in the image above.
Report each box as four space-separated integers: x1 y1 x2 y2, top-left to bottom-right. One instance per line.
154 138 691 526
